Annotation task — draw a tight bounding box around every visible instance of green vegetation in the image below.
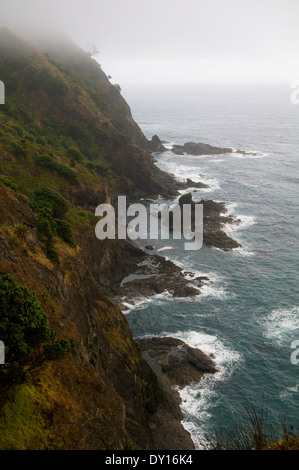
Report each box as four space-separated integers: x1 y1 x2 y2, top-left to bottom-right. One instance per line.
36 208 58 262
44 76 69 97
29 188 76 258
0 176 17 191
0 274 55 357
66 147 84 163
31 188 68 218
43 340 72 361
0 28 161 452
64 121 89 143
54 219 76 247
37 155 79 184
0 274 72 388
0 384 52 450
86 160 108 173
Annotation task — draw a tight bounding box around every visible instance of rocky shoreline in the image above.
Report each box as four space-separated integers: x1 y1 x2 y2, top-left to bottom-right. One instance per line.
112 249 208 311
107 142 241 447
137 337 218 449
108 192 240 309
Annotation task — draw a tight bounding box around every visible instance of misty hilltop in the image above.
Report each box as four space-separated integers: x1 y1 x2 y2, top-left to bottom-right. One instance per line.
0 27 177 201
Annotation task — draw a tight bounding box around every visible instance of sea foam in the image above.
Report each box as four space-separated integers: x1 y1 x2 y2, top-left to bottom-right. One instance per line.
165 330 242 449
261 306 299 345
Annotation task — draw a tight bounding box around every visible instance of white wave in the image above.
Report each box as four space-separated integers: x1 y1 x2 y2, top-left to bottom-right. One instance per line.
167 330 242 449
122 289 177 314
156 246 174 252
154 152 220 192
279 384 299 402
219 203 256 257
122 272 228 316
170 330 242 369
162 142 175 150
222 202 256 233
231 150 268 159
164 255 229 301
224 215 255 234
224 202 238 215
182 269 228 300
261 306 299 345
121 298 150 314
232 245 255 257
199 281 229 300
197 177 221 193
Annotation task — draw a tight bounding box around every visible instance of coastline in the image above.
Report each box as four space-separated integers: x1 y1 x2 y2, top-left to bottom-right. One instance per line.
107 146 242 448
108 148 242 310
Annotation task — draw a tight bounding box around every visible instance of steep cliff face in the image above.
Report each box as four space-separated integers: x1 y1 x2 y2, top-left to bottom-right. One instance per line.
0 182 161 449
0 27 170 198
0 29 195 450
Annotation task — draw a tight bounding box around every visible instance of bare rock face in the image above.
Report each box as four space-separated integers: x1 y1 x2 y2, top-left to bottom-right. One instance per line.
0 183 37 229
110 244 207 310
138 336 217 388
148 135 167 153
137 336 217 450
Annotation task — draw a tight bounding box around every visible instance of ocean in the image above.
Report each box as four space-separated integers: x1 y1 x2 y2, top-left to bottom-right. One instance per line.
121 83 299 448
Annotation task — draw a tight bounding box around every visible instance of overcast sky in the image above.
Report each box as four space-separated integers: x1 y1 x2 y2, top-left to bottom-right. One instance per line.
1 0 299 86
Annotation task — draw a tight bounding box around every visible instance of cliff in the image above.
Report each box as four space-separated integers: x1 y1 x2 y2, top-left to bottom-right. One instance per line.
0 28 212 450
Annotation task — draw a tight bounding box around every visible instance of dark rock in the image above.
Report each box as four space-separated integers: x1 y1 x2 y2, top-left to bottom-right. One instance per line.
171 142 233 156
175 193 241 251
138 337 217 387
185 178 209 189
136 336 218 450
148 135 167 153
178 192 193 206
111 248 206 308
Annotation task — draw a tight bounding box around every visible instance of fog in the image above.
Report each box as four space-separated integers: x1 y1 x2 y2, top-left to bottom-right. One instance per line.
1 0 299 86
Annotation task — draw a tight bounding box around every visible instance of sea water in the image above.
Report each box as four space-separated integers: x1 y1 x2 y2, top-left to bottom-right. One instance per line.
122 83 299 448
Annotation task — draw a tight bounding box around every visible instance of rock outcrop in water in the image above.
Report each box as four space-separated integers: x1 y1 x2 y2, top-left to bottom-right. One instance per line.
171 142 233 156
171 142 261 158
137 337 217 449
168 193 241 251
108 240 209 310
138 337 217 387
147 135 167 153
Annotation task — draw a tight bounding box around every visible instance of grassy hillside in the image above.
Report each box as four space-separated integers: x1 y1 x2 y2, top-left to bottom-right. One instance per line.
0 28 173 450
0 27 161 203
